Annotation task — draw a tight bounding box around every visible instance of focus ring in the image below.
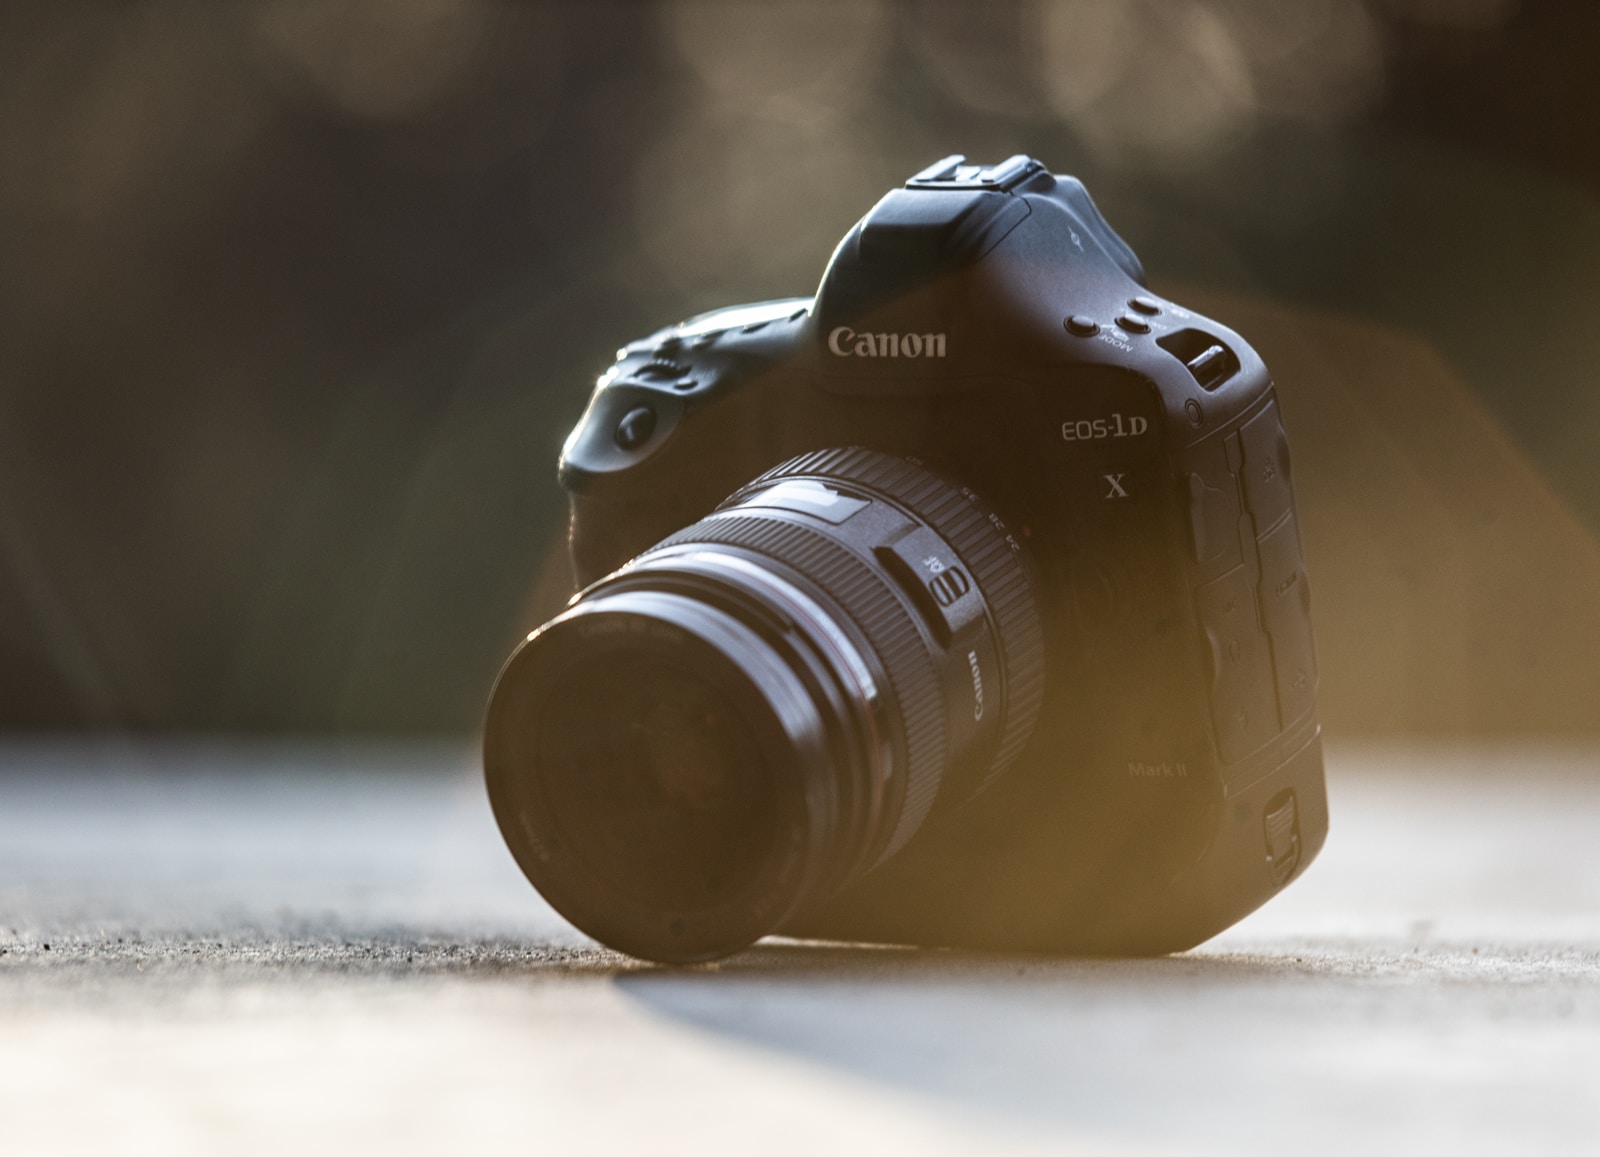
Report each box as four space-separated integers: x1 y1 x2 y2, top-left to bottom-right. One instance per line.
751 448 1046 787
648 513 948 856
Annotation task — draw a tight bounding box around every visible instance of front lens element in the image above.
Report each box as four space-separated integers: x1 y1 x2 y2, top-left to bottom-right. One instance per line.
538 654 776 913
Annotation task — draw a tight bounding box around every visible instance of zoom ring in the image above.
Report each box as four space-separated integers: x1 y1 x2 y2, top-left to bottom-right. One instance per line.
752 448 1047 789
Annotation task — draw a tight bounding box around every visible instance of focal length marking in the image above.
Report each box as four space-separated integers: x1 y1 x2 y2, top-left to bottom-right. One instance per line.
828 327 947 359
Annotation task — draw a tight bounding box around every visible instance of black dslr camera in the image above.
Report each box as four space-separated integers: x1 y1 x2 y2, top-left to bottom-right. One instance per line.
485 155 1326 963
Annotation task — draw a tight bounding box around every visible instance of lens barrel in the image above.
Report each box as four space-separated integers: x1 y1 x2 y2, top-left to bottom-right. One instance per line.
484 448 1044 962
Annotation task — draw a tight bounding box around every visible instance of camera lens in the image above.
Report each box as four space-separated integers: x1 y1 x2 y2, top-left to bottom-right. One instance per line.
484 448 1044 962
537 653 778 913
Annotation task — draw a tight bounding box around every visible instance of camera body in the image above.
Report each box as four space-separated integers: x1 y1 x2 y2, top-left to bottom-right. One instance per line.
538 155 1325 955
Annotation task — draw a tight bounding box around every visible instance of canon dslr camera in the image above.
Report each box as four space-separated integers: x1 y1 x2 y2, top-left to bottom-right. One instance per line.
484 155 1326 963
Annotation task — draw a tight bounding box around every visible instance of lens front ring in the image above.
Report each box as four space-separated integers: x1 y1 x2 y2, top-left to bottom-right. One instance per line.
485 589 840 963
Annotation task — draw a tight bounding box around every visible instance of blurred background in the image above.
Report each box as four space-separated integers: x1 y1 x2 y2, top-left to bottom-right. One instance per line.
2 0 1598 739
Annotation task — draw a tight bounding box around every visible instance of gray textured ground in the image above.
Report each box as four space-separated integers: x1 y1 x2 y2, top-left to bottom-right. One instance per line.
1 740 1597 1156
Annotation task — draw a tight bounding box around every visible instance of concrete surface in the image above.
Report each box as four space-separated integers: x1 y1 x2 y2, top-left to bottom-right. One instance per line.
1 740 1597 1156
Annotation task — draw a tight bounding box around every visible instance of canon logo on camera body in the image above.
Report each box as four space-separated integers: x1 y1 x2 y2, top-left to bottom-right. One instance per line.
827 326 947 359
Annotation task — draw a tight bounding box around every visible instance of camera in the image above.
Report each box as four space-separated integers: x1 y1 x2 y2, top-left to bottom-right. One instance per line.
484 155 1326 963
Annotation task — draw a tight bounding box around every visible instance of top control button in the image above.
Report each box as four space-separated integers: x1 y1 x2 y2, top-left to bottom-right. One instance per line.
1116 314 1151 335
1065 315 1099 337
1129 296 1162 316
614 406 656 450
635 359 690 382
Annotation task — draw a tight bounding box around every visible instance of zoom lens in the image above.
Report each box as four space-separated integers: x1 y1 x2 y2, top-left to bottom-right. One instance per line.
484 448 1044 962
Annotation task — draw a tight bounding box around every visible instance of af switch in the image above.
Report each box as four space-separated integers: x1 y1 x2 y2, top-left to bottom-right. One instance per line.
877 525 986 645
